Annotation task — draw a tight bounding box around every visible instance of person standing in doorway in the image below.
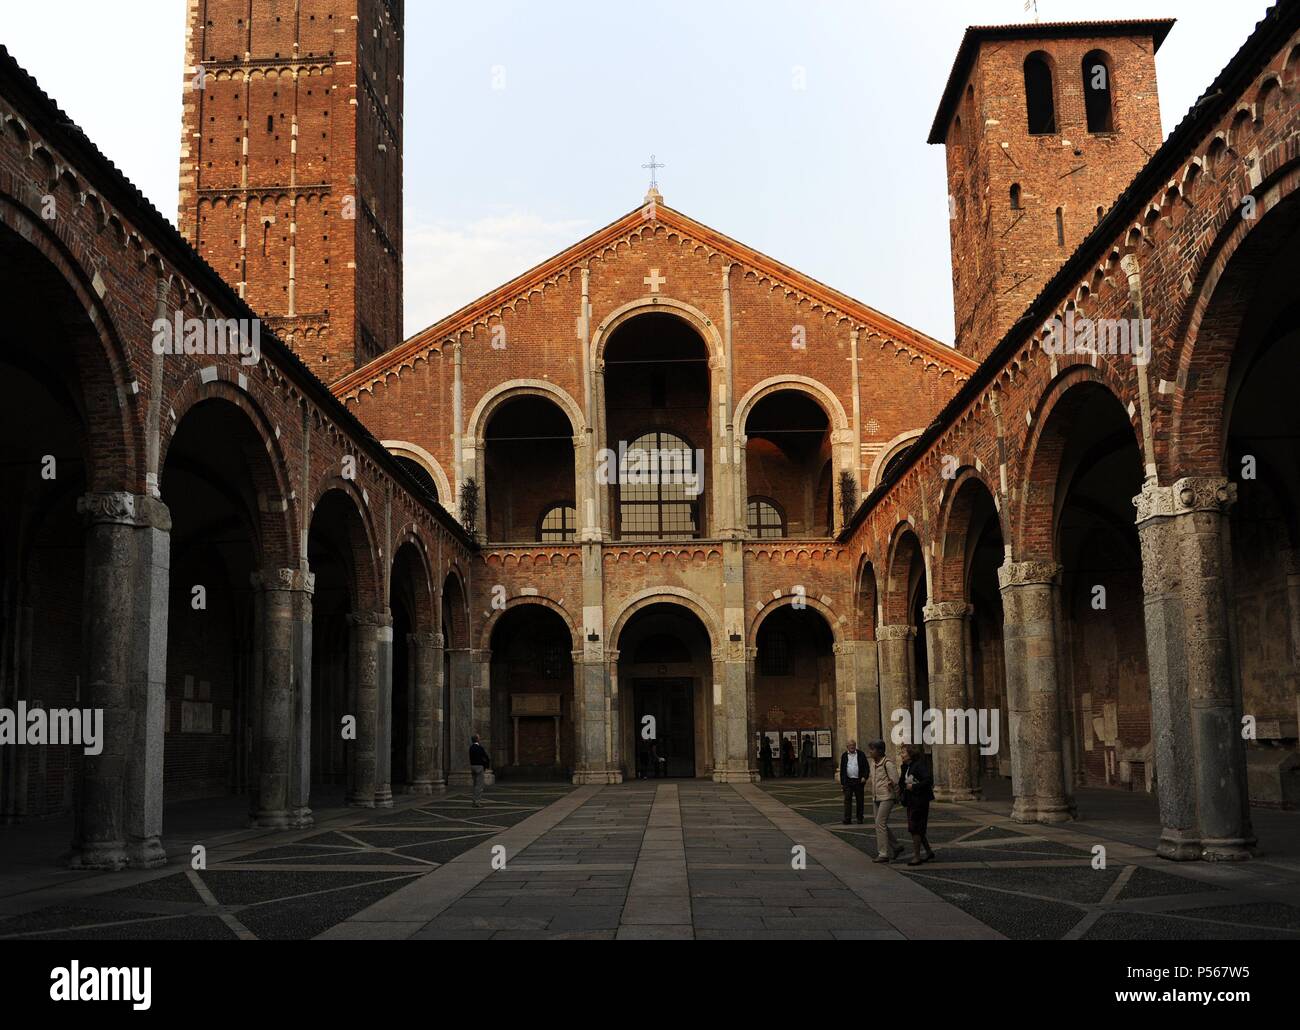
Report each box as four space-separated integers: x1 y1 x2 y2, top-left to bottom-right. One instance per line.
839 739 867 824
867 739 904 863
800 734 816 778
781 736 796 777
760 735 775 779
648 741 662 779
899 743 936 865
469 734 491 808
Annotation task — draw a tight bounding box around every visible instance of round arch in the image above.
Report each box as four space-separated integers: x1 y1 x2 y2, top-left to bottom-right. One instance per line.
748 593 843 646
934 465 1003 602
382 440 453 508
882 519 927 626
868 429 924 491
591 297 723 368
479 595 577 651
734 375 849 434
308 477 383 613
608 587 723 653
465 379 586 443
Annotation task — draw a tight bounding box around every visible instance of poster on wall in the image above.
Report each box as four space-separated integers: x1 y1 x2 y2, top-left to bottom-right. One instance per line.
764 731 781 762
816 729 833 758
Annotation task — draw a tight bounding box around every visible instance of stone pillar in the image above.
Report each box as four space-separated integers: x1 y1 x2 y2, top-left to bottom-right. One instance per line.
346 610 382 807
374 611 394 807
445 646 473 786
853 638 882 746
710 639 756 783
1135 477 1250 860
409 631 440 794
833 642 858 768
998 560 1073 824
573 649 620 784
250 567 314 828
923 602 980 802
470 648 495 785
876 624 916 743
72 492 171 870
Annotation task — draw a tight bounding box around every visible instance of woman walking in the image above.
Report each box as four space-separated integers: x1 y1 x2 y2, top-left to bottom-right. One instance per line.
899 743 936 865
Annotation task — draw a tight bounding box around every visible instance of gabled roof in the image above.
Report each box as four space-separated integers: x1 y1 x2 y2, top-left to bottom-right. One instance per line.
331 201 977 397
927 18 1177 144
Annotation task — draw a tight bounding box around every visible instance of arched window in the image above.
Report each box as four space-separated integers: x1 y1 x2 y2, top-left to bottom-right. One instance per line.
1055 207 1065 247
1024 52 1057 135
1010 183 1021 210
746 497 785 538
617 430 700 539
1082 50 1114 132
538 502 577 542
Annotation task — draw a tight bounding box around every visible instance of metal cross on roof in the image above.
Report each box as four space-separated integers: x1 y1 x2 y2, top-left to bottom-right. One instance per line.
641 153 665 190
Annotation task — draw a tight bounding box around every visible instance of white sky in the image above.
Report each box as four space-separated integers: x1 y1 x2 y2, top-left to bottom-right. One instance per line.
1 0 1275 344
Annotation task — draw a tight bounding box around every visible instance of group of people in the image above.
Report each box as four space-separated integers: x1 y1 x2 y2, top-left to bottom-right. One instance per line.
839 739 935 866
759 733 819 778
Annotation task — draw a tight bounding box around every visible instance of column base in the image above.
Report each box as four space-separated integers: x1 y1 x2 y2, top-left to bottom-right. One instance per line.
374 786 394 808
289 808 314 829
346 794 377 808
446 772 473 787
1200 837 1253 862
712 769 758 784
69 840 129 871
249 809 295 830
572 770 623 785
1010 796 1038 823
1035 798 1076 824
934 788 982 803
127 836 167 869
1157 832 1202 861
407 781 436 796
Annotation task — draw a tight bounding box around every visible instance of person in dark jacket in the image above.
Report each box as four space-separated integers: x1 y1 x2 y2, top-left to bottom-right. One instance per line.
839 740 868 824
781 736 796 777
800 734 816 777
469 734 491 808
760 735 775 779
899 743 936 865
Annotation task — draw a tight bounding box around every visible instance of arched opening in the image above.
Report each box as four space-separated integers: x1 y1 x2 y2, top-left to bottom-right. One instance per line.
617 603 713 778
1010 183 1022 210
1034 382 1147 794
1082 50 1115 133
394 456 438 502
0 222 104 825
307 489 374 803
603 313 711 539
488 605 574 779
483 395 574 542
882 527 927 731
1024 51 1058 135
743 390 833 537
389 542 432 792
440 571 469 782
162 399 279 807
754 605 836 778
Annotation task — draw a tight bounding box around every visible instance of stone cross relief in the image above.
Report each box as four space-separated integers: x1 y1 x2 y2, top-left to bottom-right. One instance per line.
643 268 666 293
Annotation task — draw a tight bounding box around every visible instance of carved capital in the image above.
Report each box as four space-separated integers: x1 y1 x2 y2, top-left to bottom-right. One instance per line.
1134 477 1236 524
832 641 857 656
922 601 973 622
409 631 438 647
877 623 916 641
997 560 1061 590
78 492 172 531
251 566 315 594
347 610 383 628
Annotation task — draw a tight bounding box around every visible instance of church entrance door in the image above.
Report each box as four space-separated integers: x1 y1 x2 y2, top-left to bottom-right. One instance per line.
632 678 696 778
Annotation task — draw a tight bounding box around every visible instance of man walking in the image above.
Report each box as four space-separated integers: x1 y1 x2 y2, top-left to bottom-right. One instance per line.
800 734 816 778
839 739 868 824
469 734 491 808
867 739 904 863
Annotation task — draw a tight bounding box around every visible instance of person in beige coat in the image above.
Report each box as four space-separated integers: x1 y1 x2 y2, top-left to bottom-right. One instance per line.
866 739 904 863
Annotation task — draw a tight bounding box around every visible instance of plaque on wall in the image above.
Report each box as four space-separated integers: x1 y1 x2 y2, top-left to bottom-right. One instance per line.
815 729 832 758
511 693 561 717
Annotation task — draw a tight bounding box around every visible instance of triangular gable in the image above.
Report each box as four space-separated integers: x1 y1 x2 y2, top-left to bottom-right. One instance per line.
331 202 976 398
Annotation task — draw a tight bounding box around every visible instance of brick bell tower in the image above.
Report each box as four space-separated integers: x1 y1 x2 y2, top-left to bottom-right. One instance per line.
930 19 1173 361
178 0 403 379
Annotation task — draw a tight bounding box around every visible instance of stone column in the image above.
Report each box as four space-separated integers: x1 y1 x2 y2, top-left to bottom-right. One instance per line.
470 648 495 785
374 611 394 807
923 602 980 802
445 646 473 786
876 624 916 743
998 560 1073 824
346 610 382 807
409 630 439 794
710 639 756 783
572 648 619 784
73 492 171 870
833 641 858 768
1135 477 1250 860
852 638 882 746
250 567 314 828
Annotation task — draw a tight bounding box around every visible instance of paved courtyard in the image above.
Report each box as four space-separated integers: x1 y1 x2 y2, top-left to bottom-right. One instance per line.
1 780 1298 940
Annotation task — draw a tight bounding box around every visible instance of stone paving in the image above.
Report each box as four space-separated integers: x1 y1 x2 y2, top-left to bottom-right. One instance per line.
1 779 1298 940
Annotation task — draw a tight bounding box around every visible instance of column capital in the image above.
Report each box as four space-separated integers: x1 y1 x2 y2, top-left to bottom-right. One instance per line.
832 641 858 656
922 601 973 622
77 491 171 531
1133 476 1236 523
250 566 315 594
876 623 916 641
997 560 1061 590
409 630 438 647
347 609 392 628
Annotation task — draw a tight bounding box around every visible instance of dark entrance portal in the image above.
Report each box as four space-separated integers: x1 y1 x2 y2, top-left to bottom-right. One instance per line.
633 678 695 777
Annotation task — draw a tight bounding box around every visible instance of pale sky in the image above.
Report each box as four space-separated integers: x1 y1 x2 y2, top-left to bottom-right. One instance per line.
2 0 1275 345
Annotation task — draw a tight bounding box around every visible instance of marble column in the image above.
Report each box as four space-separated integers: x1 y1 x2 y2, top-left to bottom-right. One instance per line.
923 601 980 801
572 649 620 784
711 640 756 783
374 611 395 807
250 566 314 828
833 642 859 769
409 630 440 794
998 560 1073 824
346 610 383 807
1135 477 1251 860
72 492 171 870
876 624 916 744
445 646 473 787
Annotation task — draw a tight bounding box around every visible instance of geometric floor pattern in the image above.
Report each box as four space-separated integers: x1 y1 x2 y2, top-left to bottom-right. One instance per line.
0 784 572 941
762 780 1300 940
2 779 1298 940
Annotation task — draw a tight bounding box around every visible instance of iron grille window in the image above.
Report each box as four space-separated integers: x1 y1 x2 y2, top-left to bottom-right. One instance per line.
618 431 700 539
747 497 785 538
759 631 791 675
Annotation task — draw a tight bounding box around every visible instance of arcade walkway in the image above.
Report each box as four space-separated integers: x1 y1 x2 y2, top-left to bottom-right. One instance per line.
0 782 1297 940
